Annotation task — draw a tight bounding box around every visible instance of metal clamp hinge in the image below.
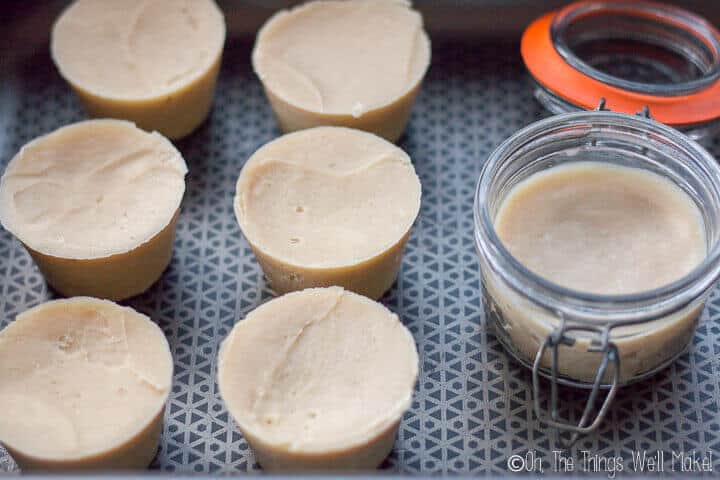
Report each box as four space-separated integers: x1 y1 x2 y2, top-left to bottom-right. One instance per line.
532 319 620 447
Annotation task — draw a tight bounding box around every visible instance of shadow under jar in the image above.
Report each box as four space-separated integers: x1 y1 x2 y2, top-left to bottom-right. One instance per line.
473 110 720 436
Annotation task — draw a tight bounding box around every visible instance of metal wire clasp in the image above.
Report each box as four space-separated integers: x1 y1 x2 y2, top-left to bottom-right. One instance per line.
531 318 621 447
595 98 653 119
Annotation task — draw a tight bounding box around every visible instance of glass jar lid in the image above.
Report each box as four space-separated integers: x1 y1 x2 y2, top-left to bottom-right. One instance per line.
521 0 720 128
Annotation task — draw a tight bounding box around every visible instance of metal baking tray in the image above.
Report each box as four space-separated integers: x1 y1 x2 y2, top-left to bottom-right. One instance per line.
2 1 720 475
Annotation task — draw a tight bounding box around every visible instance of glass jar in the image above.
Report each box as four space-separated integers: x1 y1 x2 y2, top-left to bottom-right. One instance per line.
473 109 720 436
522 1 720 140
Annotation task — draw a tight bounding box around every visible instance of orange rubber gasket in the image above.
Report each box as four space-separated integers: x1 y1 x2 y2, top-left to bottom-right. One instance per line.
521 7 720 126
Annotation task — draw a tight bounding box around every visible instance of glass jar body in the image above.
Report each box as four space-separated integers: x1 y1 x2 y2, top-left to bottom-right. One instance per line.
480 256 706 386
474 112 720 387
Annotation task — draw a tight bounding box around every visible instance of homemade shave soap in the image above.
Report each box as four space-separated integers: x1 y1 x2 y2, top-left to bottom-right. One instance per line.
217 287 418 471
252 0 431 142
51 0 226 139
0 120 188 301
0 297 173 471
495 163 705 294
489 162 706 381
234 127 422 299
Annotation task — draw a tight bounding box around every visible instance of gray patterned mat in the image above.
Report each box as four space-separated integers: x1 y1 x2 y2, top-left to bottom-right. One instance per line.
1 38 720 475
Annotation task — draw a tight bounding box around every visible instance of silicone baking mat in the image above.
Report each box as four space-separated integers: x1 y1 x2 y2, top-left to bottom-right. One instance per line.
2 36 720 475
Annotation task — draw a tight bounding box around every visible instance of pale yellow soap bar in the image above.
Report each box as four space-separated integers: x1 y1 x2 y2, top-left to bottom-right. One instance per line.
0 297 173 471
51 0 226 139
234 127 422 299
217 287 418 471
0 119 188 301
253 0 431 142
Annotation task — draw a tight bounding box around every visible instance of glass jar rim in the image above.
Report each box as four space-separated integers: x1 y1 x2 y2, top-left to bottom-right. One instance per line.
550 0 720 97
474 110 720 324
520 1 720 126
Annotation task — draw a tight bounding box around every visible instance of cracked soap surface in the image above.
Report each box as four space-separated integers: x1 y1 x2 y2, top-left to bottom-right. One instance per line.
0 119 187 259
218 287 418 451
253 0 430 116
52 0 225 98
0 297 172 460
235 127 421 268
495 162 706 295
